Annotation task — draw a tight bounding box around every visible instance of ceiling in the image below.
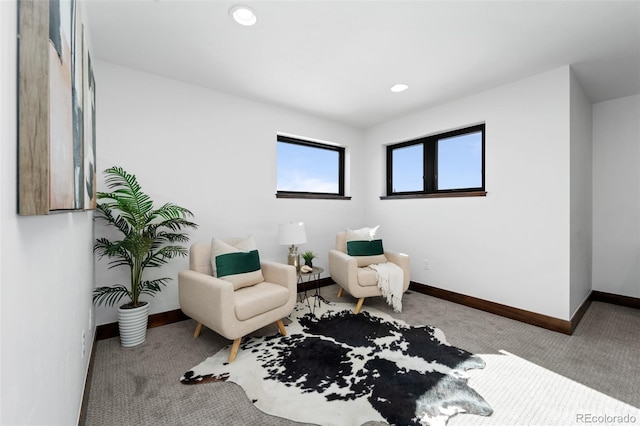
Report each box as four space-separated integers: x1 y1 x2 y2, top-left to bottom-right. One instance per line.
84 0 640 129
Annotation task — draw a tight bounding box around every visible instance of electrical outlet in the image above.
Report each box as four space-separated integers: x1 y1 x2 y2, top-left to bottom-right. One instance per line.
423 259 430 270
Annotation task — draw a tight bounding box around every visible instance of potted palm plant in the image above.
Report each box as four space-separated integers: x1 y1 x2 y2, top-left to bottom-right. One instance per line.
93 166 198 347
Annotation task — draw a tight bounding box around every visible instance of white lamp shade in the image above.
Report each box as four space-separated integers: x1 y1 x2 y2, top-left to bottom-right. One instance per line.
278 222 307 245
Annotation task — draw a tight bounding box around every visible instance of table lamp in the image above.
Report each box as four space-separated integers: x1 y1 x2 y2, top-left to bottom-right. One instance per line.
278 222 307 270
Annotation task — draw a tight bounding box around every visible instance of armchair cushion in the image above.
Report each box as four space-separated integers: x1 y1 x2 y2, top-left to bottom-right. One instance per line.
357 267 379 287
234 282 290 321
211 237 264 290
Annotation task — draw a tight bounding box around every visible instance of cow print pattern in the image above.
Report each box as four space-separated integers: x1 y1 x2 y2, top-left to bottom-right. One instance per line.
181 299 492 426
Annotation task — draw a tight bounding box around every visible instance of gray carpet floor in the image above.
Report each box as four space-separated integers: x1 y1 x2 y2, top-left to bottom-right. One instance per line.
84 285 640 425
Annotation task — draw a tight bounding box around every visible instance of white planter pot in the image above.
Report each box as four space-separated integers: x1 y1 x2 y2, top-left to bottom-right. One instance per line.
118 302 150 347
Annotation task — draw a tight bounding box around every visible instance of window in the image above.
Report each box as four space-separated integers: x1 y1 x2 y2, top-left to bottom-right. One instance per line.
385 124 485 198
276 135 347 199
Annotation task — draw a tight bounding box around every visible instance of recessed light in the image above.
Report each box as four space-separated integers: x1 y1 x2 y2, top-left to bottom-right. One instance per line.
230 5 257 26
390 83 408 93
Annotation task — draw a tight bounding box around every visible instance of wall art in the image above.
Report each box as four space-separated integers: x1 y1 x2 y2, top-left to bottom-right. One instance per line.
17 0 96 215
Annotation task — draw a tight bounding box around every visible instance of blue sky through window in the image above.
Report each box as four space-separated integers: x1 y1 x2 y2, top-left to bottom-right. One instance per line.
278 129 481 195
437 131 482 190
392 144 423 192
277 142 339 193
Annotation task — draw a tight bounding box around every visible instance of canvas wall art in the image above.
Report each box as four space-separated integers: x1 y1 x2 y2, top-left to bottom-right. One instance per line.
17 0 96 215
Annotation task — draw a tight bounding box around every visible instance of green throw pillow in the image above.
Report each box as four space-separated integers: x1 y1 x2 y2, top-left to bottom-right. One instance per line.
346 239 387 267
211 237 264 290
216 249 261 278
346 239 384 256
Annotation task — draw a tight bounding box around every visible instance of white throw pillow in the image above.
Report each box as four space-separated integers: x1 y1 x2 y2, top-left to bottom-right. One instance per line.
345 225 380 242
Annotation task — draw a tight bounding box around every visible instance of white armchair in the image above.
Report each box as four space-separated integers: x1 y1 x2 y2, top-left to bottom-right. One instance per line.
329 231 410 314
178 239 296 362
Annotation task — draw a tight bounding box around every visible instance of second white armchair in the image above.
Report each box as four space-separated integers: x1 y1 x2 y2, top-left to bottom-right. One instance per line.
329 230 410 314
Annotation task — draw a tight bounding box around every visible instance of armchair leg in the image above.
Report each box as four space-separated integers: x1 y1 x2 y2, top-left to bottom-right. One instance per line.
337 287 344 298
354 297 365 314
229 338 242 363
276 319 287 336
193 322 203 338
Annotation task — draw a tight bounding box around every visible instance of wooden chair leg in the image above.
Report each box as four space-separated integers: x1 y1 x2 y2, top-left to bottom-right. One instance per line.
354 297 365 314
276 319 287 336
193 322 203 338
337 287 344 297
228 338 242 363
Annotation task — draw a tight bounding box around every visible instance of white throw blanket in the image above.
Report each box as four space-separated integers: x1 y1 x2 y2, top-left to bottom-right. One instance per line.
369 262 404 313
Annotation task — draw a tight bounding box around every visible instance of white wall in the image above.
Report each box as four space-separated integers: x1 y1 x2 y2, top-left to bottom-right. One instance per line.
593 94 640 298
569 70 593 315
0 2 95 425
93 61 365 325
364 67 573 320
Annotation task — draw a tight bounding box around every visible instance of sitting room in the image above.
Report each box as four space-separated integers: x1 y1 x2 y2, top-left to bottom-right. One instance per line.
1 1 639 425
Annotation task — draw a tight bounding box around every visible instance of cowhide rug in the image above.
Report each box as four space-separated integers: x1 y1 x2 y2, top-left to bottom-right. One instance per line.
181 298 493 426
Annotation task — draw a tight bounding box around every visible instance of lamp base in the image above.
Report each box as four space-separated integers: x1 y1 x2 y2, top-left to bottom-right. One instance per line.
288 245 300 271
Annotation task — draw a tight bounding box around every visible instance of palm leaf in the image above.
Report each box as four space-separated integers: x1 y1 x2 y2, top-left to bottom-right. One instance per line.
138 278 171 297
143 246 189 269
93 166 198 308
93 285 131 307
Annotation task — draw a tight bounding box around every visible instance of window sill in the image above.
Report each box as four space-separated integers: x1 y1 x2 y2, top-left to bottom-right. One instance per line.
380 191 487 200
276 192 352 200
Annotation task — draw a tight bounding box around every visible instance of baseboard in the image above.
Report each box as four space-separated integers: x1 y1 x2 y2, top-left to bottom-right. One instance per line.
96 278 333 341
147 309 190 328
298 276 335 292
96 308 190 341
570 294 592 334
409 282 574 334
591 290 640 309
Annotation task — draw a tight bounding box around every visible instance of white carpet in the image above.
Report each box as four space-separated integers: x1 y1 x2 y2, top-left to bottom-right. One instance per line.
449 350 639 426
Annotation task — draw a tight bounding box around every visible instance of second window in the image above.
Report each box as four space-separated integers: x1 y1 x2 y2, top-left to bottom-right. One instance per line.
386 124 485 196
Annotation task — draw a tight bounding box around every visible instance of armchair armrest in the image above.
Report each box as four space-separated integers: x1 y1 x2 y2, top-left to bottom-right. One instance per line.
384 251 411 290
261 261 296 292
328 249 358 288
178 270 235 329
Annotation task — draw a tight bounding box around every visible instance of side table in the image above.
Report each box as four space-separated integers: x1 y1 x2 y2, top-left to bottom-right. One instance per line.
297 266 324 314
